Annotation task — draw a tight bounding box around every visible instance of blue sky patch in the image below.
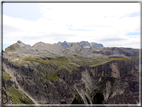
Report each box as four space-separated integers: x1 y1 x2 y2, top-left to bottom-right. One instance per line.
3 3 42 21
128 12 140 17
3 44 10 51
126 32 140 35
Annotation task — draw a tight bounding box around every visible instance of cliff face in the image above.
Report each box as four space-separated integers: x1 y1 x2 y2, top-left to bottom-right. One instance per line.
2 40 140 104
3 57 139 104
2 87 13 104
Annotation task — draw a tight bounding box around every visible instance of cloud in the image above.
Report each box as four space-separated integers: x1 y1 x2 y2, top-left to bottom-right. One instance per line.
100 38 127 42
127 12 140 17
68 28 92 31
3 3 140 49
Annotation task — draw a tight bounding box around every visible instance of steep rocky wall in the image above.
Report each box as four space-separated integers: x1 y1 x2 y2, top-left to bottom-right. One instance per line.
2 87 13 104
3 57 139 104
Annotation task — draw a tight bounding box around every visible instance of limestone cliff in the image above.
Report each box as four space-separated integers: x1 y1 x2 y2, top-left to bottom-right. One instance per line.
3 57 139 104
2 40 140 104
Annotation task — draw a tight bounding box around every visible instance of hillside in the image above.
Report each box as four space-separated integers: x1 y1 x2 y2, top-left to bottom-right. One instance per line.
2 40 140 105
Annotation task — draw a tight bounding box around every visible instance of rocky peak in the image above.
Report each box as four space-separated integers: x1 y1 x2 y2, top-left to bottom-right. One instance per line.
17 40 23 44
57 41 104 48
32 41 67 54
78 41 88 43
32 42 46 47
79 41 89 44
63 41 67 43
16 40 28 48
57 41 70 47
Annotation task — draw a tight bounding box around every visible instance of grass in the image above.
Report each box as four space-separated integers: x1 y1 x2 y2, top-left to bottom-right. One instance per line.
49 72 59 81
6 87 34 104
5 54 134 82
37 68 45 73
5 44 18 53
89 58 110 67
3 71 11 79
45 71 59 81
78 48 82 53
89 57 132 67
131 55 140 61
110 57 133 61
19 95 34 104
23 57 54 65
24 56 79 72
39 78 44 83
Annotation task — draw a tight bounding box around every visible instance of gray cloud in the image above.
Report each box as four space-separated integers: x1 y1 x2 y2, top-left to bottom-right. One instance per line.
100 38 126 42
3 25 22 32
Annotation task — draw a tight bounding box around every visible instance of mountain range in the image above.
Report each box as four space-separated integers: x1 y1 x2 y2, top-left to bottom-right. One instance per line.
57 41 104 48
2 40 140 105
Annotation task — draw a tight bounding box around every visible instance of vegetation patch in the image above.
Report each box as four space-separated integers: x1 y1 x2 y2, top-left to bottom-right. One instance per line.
39 78 44 83
89 58 110 67
131 55 140 61
5 55 133 82
5 44 18 53
49 72 59 81
3 71 11 79
37 68 45 73
78 48 82 53
110 57 133 61
45 71 59 81
23 57 52 65
23 56 79 75
89 57 132 67
19 95 34 104
6 87 34 104
71 92 84 104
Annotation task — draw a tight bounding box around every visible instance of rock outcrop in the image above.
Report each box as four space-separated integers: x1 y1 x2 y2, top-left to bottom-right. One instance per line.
2 40 140 104
2 87 13 104
3 57 140 104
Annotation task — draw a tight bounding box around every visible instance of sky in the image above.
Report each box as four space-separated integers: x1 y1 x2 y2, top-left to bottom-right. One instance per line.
3 3 141 50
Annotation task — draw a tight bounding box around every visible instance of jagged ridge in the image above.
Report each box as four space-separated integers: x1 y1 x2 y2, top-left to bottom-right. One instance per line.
57 41 104 48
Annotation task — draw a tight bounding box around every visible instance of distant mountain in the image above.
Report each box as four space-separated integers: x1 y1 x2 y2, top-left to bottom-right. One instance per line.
57 41 103 48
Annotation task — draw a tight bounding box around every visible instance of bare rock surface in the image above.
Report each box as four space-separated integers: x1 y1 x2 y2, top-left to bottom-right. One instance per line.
2 40 140 105
2 87 13 104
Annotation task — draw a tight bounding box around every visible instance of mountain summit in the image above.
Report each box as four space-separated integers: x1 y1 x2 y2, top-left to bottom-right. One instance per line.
57 41 103 48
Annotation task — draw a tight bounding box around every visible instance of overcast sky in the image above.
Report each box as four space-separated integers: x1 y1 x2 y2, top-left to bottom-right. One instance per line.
3 3 140 50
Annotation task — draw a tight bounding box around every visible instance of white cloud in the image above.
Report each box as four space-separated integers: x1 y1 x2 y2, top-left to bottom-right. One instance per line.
3 3 140 49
